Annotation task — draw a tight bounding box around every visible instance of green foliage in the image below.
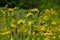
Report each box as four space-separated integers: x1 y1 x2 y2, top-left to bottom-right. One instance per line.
0 0 59 9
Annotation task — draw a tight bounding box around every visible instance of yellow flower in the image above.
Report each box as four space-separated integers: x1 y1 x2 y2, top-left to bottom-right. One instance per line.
17 19 25 24
43 15 49 20
0 10 3 12
45 9 50 14
28 20 34 26
2 11 5 14
58 35 60 38
10 23 17 28
50 8 56 15
37 38 40 40
40 26 46 31
11 19 15 22
53 36 56 38
31 8 39 12
26 12 33 17
26 37 29 40
44 32 49 35
23 29 28 32
8 8 14 12
17 29 20 33
28 31 31 35
45 8 56 16
32 38 34 40
1 31 11 35
44 38 49 40
11 36 14 40
47 30 53 35
51 21 57 25
32 32 35 35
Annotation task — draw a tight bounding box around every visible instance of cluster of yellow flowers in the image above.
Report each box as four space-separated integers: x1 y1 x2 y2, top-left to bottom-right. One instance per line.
45 8 56 16
0 8 60 40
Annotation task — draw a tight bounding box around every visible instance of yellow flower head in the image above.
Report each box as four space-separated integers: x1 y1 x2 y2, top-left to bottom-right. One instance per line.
32 32 35 35
51 21 57 25
31 8 39 12
32 38 34 40
53 36 56 38
10 23 17 28
28 31 31 35
45 8 56 16
50 8 56 15
43 15 49 20
17 19 25 24
11 36 14 40
11 19 15 22
1 31 11 35
26 12 33 17
8 8 14 12
28 20 34 26
58 35 60 38
45 9 50 14
37 38 40 40
2 11 5 14
44 38 49 40
40 26 46 31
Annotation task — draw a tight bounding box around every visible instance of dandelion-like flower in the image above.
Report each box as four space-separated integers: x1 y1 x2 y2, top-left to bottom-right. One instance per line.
1 31 11 35
25 12 33 17
31 8 39 12
17 19 25 24
43 15 49 20
44 37 49 40
40 26 46 31
28 20 34 26
10 23 17 28
51 21 57 25
8 8 14 12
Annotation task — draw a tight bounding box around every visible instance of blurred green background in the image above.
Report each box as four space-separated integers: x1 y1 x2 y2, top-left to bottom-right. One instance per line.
0 0 60 9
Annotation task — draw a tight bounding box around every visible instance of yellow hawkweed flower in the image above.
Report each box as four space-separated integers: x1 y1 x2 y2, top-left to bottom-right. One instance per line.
50 8 56 15
32 32 35 35
2 11 5 14
0 10 4 12
44 32 49 35
24 29 28 32
17 19 25 24
40 26 46 31
31 8 39 12
28 31 31 35
28 20 34 26
8 8 14 12
58 35 60 38
32 38 34 40
45 9 50 14
44 38 49 40
47 30 53 35
43 15 49 20
17 29 20 33
26 12 33 17
53 36 56 38
11 23 17 28
11 36 14 40
37 38 40 40
1 31 11 35
11 19 15 22
26 37 29 40
45 8 56 16
51 21 57 25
